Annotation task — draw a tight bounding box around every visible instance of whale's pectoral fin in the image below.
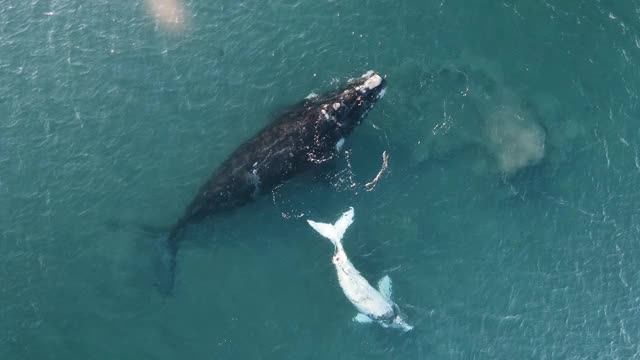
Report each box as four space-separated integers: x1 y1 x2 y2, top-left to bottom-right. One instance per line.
353 313 373 324
378 275 392 301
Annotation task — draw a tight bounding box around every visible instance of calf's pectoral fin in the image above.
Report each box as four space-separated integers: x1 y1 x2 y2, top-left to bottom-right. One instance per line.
353 313 373 324
377 275 392 301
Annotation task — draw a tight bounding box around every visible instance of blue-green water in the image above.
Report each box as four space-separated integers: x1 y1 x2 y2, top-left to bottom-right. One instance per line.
3 0 640 358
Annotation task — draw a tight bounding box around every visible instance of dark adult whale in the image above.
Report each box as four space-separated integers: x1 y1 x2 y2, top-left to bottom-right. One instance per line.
157 71 387 293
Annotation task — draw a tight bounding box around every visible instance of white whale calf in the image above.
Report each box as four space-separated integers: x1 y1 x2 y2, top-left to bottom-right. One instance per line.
307 207 413 332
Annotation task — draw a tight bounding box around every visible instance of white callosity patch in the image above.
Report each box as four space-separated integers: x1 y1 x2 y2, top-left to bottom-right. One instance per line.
247 163 261 197
363 74 383 90
321 105 337 122
333 102 341 110
361 70 375 78
321 108 331 121
348 71 373 84
356 74 384 94
350 71 384 94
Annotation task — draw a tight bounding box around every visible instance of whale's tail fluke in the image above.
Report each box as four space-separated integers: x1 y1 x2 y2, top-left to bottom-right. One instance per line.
307 207 354 248
152 220 186 296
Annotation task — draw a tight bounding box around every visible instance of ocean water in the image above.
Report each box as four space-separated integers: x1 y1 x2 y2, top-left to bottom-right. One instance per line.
2 0 640 358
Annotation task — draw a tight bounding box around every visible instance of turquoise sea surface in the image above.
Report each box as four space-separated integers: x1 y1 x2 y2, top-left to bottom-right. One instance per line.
3 0 640 358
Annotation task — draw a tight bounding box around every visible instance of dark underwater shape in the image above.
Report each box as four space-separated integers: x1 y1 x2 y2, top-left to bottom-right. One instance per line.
156 71 387 294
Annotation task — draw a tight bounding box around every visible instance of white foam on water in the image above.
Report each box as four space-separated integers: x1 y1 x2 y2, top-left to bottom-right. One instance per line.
485 106 545 174
145 0 186 31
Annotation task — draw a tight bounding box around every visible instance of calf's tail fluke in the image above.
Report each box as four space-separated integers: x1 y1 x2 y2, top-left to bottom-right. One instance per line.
306 207 355 247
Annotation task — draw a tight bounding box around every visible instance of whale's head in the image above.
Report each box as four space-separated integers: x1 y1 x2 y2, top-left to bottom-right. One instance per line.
316 71 387 137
